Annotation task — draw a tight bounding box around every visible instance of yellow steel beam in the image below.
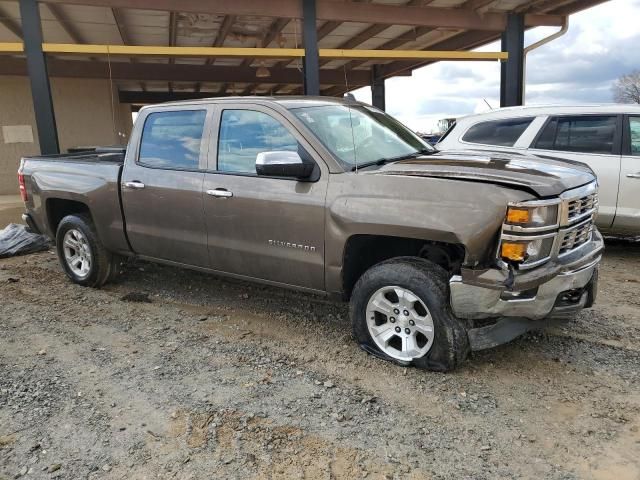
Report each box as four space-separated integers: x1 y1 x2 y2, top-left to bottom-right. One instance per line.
41 44 306 57
325 49 507 60
0 42 23 53
0 42 508 61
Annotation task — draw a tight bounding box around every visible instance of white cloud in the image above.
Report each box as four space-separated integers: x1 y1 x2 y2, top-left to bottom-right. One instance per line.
352 0 640 133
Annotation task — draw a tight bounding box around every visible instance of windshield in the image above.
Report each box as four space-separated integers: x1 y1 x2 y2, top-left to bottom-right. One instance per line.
292 104 434 169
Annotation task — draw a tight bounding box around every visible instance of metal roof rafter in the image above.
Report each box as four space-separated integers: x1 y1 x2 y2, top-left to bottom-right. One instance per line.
195 14 236 93
111 7 146 92
0 55 376 85
37 0 564 30
238 17 290 93
0 4 22 39
46 4 86 43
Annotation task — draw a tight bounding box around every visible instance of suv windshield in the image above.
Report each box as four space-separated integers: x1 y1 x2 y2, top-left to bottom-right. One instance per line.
292 104 434 170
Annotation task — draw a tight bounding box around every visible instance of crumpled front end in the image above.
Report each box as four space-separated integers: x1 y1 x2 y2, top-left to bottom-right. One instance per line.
449 182 604 350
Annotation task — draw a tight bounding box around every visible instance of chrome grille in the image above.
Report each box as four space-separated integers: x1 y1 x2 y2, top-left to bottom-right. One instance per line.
559 219 593 255
567 192 598 223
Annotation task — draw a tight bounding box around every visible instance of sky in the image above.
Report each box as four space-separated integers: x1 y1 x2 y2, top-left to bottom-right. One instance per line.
351 0 640 133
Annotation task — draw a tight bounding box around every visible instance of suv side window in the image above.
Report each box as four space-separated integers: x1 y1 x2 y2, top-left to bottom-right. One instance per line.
629 117 640 156
461 118 533 147
535 116 617 154
139 110 207 169
217 109 298 174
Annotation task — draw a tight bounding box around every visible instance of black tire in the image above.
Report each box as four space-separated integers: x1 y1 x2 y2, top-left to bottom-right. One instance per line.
55 214 114 288
350 257 470 372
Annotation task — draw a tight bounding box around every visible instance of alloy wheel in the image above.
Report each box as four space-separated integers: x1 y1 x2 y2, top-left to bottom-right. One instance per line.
62 228 92 279
365 285 435 361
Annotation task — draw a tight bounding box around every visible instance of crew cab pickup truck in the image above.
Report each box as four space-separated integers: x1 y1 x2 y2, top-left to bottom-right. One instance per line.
18 97 603 371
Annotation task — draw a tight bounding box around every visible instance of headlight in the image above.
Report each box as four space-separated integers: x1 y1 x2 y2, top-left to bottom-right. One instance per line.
500 236 555 265
506 204 559 229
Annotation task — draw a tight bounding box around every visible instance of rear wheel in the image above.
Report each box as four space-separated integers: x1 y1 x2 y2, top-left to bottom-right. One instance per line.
56 214 114 288
350 257 470 371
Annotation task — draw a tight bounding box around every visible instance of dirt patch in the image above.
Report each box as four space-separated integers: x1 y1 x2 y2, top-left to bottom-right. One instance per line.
0 241 639 479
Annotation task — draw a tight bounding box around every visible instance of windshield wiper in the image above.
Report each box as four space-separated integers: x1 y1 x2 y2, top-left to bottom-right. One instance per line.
351 148 434 171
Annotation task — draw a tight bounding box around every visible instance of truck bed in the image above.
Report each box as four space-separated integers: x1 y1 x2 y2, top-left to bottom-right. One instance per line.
20 147 130 255
23 146 125 165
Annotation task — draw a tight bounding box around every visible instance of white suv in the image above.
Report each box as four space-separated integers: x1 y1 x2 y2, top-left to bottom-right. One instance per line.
436 105 640 236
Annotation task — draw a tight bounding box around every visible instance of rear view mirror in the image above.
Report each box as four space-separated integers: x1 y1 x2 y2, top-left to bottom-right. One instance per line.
255 151 314 179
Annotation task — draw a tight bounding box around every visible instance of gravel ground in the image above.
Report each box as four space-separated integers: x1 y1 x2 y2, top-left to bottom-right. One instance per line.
1 241 639 480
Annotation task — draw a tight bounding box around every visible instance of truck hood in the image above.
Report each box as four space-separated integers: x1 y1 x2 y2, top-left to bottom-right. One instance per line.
372 150 595 198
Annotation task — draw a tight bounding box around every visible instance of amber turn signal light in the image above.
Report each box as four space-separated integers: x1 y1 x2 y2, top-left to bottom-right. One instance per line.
501 242 527 262
506 207 530 224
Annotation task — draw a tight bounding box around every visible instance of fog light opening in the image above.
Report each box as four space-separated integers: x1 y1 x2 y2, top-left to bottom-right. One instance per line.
500 287 538 300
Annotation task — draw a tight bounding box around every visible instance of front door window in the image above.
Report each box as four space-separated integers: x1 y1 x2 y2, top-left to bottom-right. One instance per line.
217 109 298 174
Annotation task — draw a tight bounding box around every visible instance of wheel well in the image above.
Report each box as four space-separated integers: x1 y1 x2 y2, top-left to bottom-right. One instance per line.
46 199 91 235
342 234 465 300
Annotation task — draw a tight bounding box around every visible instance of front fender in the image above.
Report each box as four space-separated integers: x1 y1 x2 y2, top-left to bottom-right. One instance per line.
324 172 532 293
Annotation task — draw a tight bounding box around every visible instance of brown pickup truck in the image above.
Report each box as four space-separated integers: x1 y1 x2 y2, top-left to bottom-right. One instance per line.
18 97 603 371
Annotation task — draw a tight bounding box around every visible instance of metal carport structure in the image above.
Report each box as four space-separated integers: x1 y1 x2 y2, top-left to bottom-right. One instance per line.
0 0 609 158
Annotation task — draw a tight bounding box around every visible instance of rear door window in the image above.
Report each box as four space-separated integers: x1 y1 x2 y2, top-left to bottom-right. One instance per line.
138 110 207 169
534 115 617 154
628 117 640 156
461 118 533 147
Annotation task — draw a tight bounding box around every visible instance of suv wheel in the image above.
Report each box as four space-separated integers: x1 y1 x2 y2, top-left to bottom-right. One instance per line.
56 214 114 288
350 257 470 371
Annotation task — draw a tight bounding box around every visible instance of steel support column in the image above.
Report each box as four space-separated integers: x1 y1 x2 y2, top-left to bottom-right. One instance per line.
302 0 319 95
19 0 59 154
371 65 386 111
500 13 524 107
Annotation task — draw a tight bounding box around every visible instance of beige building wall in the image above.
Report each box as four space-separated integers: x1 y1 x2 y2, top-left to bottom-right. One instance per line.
0 75 133 195
0 77 39 195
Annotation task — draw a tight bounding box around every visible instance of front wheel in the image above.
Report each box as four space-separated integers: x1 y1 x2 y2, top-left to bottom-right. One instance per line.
56 214 114 288
350 257 470 371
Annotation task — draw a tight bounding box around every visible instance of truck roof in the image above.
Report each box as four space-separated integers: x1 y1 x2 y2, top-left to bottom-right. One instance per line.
140 96 362 111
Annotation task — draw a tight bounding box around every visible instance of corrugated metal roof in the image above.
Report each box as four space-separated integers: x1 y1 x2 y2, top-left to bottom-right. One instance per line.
0 0 611 97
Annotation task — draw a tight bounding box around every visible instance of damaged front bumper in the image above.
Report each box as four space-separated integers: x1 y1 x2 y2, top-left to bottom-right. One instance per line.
449 229 604 350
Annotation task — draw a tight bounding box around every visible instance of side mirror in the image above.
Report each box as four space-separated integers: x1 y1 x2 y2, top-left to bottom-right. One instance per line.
255 151 314 179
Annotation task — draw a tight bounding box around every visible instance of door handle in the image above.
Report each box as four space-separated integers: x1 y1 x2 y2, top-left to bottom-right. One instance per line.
626 173 640 179
124 181 145 189
206 188 233 198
